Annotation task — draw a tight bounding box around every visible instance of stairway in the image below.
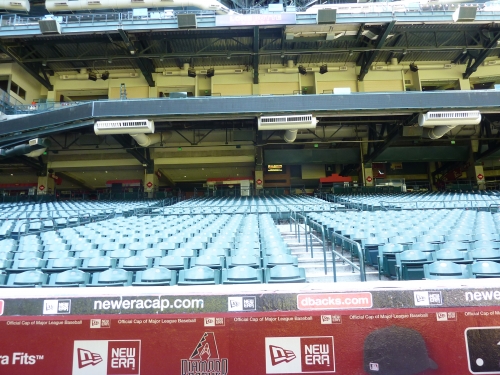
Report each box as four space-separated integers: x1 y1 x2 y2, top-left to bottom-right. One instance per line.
277 224 385 283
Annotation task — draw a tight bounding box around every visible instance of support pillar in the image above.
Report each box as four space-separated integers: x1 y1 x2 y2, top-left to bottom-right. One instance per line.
144 173 159 198
363 163 374 187
37 175 55 195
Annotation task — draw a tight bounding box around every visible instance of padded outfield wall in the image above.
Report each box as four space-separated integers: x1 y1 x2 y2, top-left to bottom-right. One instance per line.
0 280 499 375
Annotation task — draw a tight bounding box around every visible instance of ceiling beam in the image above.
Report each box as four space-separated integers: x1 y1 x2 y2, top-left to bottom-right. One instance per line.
112 134 153 169
157 168 176 187
358 21 396 81
463 32 500 79
0 43 53 90
10 155 46 174
57 171 94 190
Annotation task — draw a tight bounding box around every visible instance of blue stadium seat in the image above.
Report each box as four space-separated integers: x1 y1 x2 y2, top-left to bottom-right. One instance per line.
434 249 472 264
77 249 104 258
265 265 306 284
423 261 471 280
43 250 72 260
156 255 189 270
43 257 83 273
221 266 263 284
0 271 5 285
199 248 229 257
80 256 117 272
264 254 298 268
226 254 261 268
117 256 153 271
190 255 225 269
1 270 48 288
471 261 500 278
468 248 500 262
89 269 133 286
45 269 90 287
0 258 13 271
169 248 196 258
133 267 177 286
107 249 133 259
7 257 47 273
177 266 221 285
14 251 42 260
140 248 165 258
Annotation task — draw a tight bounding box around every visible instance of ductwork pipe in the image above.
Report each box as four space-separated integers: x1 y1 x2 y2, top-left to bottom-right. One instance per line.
163 64 244 76
131 132 171 147
284 130 298 143
423 125 457 140
0 138 51 158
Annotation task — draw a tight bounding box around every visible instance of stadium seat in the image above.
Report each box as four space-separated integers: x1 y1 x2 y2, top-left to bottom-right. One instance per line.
156 255 189 270
0 259 13 271
43 250 72 260
434 249 472 264
141 248 165 258
226 254 261 268
107 249 133 259
265 265 306 284
423 261 471 280
471 261 500 278
77 249 104 258
14 251 42 260
0 271 5 285
8 257 47 273
80 256 117 272
395 250 433 280
378 245 404 279
264 254 298 268
177 266 221 285
169 249 196 258
0 251 13 260
89 269 133 286
117 256 153 271
199 248 229 257
1 270 48 288
45 269 90 287
468 248 500 262
43 257 83 273
133 267 177 286
190 255 225 269
222 266 263 284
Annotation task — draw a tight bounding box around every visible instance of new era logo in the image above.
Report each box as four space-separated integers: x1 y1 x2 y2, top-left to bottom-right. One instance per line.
227 296 256 311
414 291 442 306
73 340 140 375
269 345 297 365
265 337 335 374
43 299 71 314
78 348 103 368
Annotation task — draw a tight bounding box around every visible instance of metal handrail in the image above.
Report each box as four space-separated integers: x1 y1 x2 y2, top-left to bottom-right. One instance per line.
329 231 367 282
306 217 329 276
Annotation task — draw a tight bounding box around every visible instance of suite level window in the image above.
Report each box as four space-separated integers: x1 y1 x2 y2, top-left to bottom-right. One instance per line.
10 81 26 100
0 80 8 92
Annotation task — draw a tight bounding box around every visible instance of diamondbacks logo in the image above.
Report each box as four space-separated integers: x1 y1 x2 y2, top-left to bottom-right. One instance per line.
181 332 228 375
265 337 335 374
72 340 140 375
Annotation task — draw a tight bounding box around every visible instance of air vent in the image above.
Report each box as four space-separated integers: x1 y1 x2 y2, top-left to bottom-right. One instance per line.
234 69 243 73
94 119 155 135
87 1 100 4
339 66 348 71
268 68 280 73
53 2 67 5
164 71 174 75
199 70 208 75
131 0 144 3
444 64 452 69
418 111 481 127
9 2 22 6
305 67 314 72
484 61 499 66
404 79 412 85
374 66 385 71
258 114 318 131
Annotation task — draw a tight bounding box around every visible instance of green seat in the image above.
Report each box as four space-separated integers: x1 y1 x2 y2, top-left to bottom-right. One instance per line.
222 266 263 284
117 256 153 271
43 257 82 273
423 261 471 280
395 250 433 280
378 245 404 279
80 256 117 272
89 268 133 286
468 248 500 262
264 254 298 268
226 254 261 269
190 255 225 269
434 249 472 264
1 270 48 288
156 255 189 270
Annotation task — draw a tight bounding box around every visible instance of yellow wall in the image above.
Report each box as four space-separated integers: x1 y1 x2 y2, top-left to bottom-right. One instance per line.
0 63 45 104
302 164 326 179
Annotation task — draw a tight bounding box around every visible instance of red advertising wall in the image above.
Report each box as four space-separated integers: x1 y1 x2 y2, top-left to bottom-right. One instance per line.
0 283 498 375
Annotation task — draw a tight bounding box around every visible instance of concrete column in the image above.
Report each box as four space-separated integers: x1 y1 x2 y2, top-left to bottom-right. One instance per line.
255 170 264 190
470 164 486 190
144 173 159 198
363 164 374 187
37 175 55 195
428 162 437 191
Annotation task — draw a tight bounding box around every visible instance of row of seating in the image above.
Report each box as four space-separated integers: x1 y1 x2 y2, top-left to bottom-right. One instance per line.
0 253 299 273
0 264 307 287
422 261 500 280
